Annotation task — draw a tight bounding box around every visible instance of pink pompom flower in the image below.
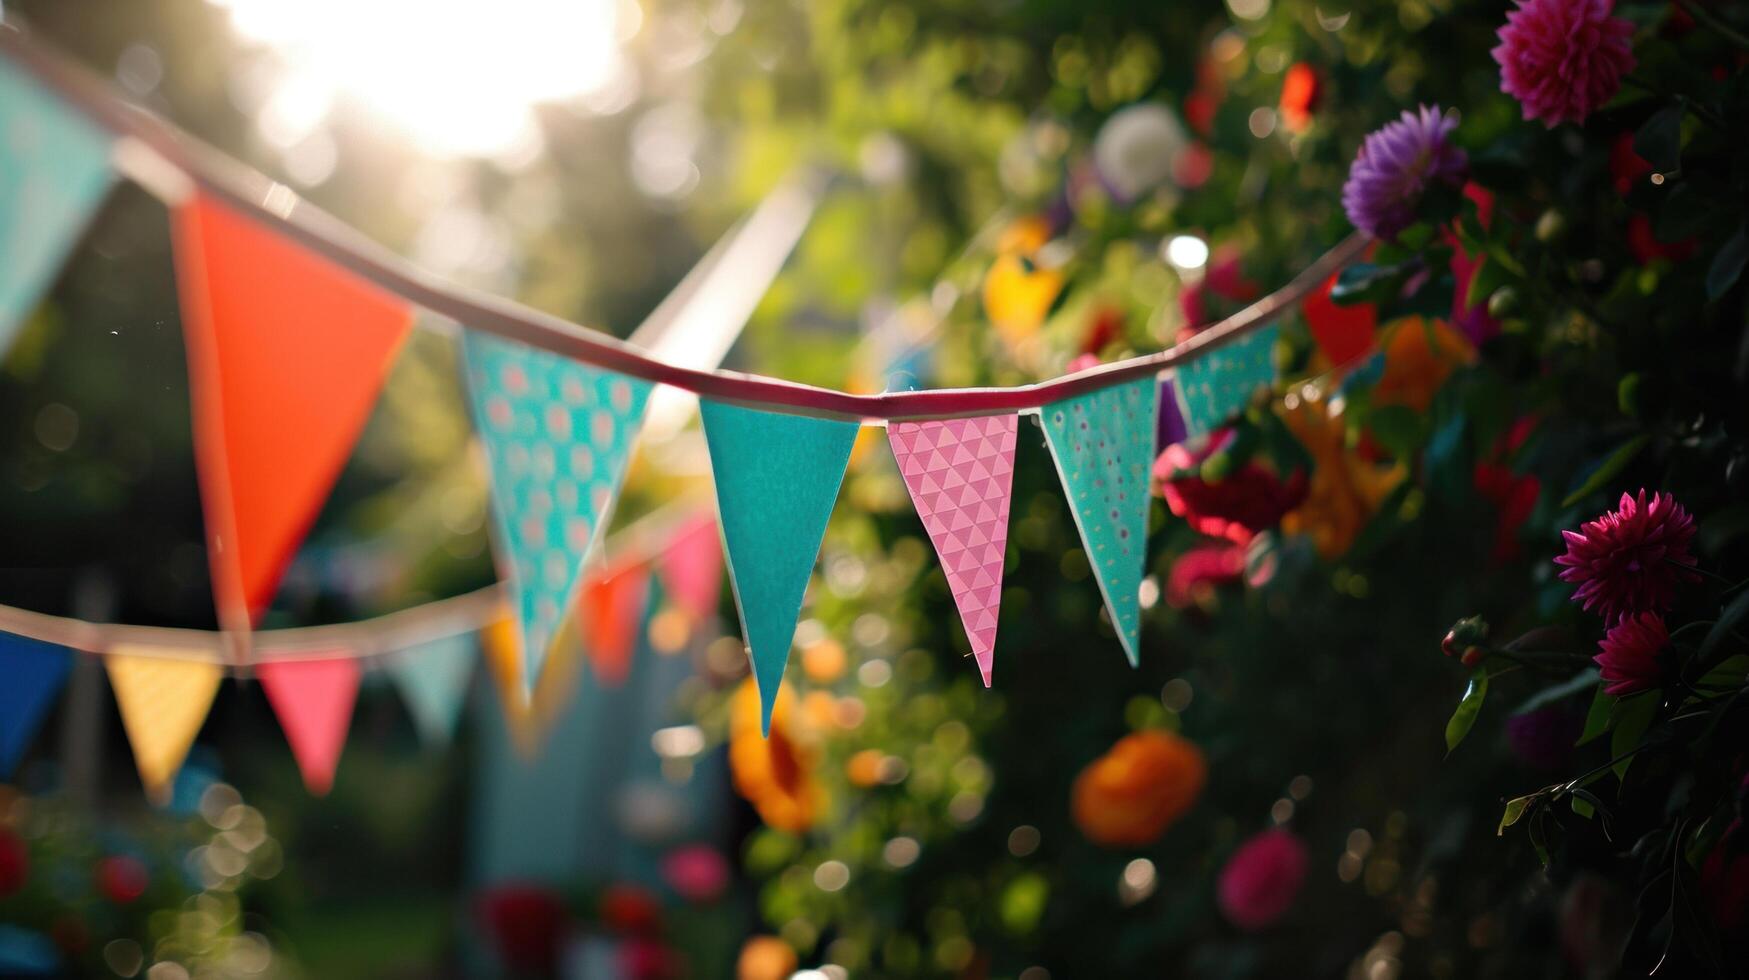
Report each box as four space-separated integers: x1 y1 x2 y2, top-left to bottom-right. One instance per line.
660 844 730 903
1492 0 1635 127
1217 828 1310 931
1594 611 1668 696
1555 490 1698 623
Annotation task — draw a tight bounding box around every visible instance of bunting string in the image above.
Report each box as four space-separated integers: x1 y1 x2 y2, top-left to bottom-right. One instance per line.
0 25 1368 426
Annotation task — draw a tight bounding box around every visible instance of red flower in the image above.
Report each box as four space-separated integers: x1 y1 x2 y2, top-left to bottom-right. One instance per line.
0 828 26 897
1610 132 1653 195
1217 829 1310 930
1556 489 1698 622
599 883 663 935
476 882 567 975
1474 464 1541 563
1165 542 1246 609
1081 305 1124 355
1594 611 1669 695
1627 212 1698 265
1279 63 1322 134
1154 431 1308 545
95 855 148 904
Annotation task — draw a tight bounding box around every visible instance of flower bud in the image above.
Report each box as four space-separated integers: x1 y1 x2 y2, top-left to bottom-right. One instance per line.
1444 615 1489 656
1460 646 1487 669
1534 209 1567 244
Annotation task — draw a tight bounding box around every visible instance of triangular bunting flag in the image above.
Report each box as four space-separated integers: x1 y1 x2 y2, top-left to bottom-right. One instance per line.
1172 324 1280 439
104 648 224 803
386 633 476 747
172 192 414 630
658 513 724 623
461 329 652 686
700 400 859 735
889 415 1018 687
1040 377 1159 665
0 59 115 359
1302 273 1376 368
257 657 361 796
0 633 72 778
579 560 649 687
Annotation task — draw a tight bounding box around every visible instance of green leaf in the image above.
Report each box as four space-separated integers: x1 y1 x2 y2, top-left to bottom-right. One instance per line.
1331 261 1416 307
1498 794 1533 835
1700 587 1749 661
1561 434 1651 507
1571 795 1596 819
1445 672 1489 754
1611 691 1659 782
1578 684 1615 745
1464 252 1515 311
1366 405 1429 460
1633 104 1684 173
1698 653 1749 689
1706 228 1748 301
1514 668 1601 716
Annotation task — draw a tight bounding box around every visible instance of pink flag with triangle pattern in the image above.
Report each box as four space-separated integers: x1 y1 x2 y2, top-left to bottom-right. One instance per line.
256 657 361 797
888 414 1019 686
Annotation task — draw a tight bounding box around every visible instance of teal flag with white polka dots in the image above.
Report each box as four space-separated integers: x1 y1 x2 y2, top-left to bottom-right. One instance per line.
0 58 115 360
1173 324 1279 439
1040 376 1158 666
462 330 652 685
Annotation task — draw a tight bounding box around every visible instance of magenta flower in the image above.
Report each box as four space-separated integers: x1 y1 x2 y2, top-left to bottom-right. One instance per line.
660 845 729 903
1493 0 1635 127
1341 105 1468 239
1217 828 1309 931
1594 611 1668 695
1555 490 1698 622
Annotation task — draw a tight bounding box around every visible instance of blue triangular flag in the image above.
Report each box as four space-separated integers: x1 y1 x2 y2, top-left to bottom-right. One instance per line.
387 633 477 746
700 400 859 734
1172 324 1280 439
1040 376 1159 665
462 330 652 686
0 632 73 777
0 58 115 359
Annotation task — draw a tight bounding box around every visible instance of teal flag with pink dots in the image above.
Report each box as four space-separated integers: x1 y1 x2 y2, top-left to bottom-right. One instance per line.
462 330 652 686
1040 377 1158 666
0 58 115 360
1172 324 1279 439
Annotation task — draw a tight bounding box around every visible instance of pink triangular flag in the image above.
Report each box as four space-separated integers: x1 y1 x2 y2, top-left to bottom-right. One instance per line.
888 414 1019 686
257 657 361 796
657 512 724 623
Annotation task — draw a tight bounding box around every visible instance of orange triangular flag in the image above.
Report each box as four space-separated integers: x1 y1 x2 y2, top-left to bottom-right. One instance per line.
256 657 361 796
579 561 649 687
172 192 414 631
105 647 225 803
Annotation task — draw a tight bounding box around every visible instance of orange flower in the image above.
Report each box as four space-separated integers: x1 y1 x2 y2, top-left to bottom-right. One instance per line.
983 215 1065 341
1071 730 1207 847
1278 393 1405 560
728 679 825 832
737 936 797 980
1372 316 1475 413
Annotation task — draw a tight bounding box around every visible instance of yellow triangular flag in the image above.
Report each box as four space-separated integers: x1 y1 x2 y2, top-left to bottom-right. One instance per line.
105 647 224 803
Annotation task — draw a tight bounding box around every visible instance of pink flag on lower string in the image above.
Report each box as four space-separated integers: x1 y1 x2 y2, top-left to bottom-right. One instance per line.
257 657 362 796
888 414 1019 687
658 513 724 623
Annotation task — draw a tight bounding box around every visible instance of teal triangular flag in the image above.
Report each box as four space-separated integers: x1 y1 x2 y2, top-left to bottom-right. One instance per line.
462 330 652 686
387 633 477 746
1040 377 1159 665
700 400 858 734
1173 324 1280 439
0 59 115 359
0 632 73 778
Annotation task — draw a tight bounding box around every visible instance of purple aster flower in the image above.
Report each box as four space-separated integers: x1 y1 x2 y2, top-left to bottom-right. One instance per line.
1341 105 1469 240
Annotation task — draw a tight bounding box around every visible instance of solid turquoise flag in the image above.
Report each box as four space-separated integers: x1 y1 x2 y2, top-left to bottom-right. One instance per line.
387 633 477 746
1173 324 1279 439
462 330 652 686
0 632 73 778
1040 376 1159 666
0 58 115 359
700 400 858 734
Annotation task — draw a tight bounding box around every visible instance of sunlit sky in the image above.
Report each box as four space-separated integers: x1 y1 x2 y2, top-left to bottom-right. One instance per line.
208 0 632 157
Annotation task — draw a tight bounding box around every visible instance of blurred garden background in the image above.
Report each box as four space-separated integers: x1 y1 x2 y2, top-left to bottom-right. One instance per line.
4 0 1749 977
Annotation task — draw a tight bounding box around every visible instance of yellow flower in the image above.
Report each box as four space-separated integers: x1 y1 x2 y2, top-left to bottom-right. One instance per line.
728 679 826 832
1278 393 1405 560
982 215 1065 341
1372 316 1475 413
